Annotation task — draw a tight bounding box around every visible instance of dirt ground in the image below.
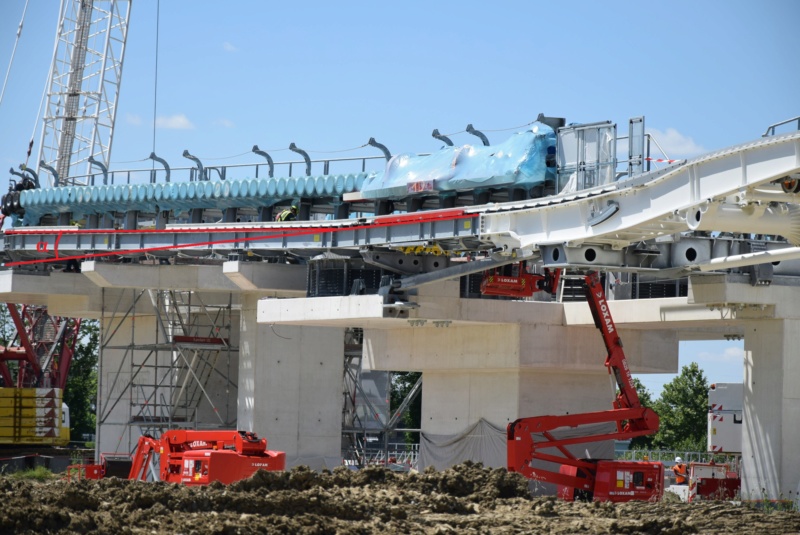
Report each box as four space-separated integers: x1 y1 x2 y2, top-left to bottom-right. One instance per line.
1 462 798 534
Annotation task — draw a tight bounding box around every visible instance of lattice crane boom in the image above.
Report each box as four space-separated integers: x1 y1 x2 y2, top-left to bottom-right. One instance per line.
0 304 81 390
37 0 131 187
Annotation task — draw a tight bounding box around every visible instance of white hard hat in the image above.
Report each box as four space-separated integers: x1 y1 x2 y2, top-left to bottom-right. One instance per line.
675 456 682 463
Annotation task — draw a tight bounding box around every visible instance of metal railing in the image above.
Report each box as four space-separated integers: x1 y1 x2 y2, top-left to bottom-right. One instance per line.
615 133 674 179
763 116 800 137
39 153 390 188
618 448 739 465
343 442 419 471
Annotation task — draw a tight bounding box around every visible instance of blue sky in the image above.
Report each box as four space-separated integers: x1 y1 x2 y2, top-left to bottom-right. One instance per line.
1 0 797 397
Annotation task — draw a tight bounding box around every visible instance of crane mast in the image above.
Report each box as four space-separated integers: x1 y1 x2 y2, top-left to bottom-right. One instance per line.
37 0 131 186
0 1 130 448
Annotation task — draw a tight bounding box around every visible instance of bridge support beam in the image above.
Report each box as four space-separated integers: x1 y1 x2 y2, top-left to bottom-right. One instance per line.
364 322 677 469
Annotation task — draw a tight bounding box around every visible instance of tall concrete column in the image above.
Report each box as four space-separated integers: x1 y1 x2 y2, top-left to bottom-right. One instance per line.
238 295 259 432
741 318 800 500
689 275 800 500
242 295 346 468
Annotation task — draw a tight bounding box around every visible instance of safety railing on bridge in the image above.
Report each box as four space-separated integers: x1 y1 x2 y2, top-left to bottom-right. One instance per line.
763 115 800 137
55 153 390 188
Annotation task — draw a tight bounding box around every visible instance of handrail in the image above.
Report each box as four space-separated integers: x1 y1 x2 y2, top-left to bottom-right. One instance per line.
55 153 392 187
763 116 800 137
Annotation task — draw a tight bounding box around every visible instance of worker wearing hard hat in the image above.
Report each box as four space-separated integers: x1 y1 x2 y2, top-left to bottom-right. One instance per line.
672 457 688 485
276 205 298 221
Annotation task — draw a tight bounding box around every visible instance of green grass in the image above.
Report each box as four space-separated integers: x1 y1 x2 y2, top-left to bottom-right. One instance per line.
746 498 797 513
6 466 56 481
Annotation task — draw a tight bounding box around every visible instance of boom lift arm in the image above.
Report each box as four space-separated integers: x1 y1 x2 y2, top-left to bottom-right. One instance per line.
128 434 160 481
506 271 661 499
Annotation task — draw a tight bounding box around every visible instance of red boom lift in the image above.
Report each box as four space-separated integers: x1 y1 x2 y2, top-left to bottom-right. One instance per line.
480 264 561 298
72 429 285 485
502 271 663 502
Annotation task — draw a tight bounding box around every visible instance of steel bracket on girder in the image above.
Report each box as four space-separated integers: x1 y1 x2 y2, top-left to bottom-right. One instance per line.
361 250 450 275
540 244 625 268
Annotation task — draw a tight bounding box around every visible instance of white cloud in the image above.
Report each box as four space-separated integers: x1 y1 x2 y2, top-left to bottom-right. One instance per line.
222 41 237 52
722 346 745 359
156 114 194 130
696 345 744 363
214 118 235 128
646 127 707 159
126 113 142 126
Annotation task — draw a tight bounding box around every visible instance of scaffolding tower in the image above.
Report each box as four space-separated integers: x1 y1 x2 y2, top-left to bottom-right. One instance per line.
97 287 238 451
96 288 419 466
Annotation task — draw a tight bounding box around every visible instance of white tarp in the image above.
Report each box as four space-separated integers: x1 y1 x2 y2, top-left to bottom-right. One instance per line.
418 418 507 471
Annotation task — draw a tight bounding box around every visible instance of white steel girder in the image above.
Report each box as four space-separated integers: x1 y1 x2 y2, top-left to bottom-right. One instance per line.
476 131 800 256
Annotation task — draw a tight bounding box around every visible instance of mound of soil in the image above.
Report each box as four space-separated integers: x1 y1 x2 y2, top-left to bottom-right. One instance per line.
1 462 798 534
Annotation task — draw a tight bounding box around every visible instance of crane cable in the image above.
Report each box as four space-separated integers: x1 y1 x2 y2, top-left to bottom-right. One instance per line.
0 0 55 171
2 0 36 172
0 0 30 111
151 0 160 167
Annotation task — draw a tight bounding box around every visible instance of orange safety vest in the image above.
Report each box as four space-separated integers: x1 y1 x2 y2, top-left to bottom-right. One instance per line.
673 463 687 484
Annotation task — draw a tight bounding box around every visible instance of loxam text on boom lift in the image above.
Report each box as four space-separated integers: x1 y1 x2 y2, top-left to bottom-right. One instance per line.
69 430 285 486
495 270 663 502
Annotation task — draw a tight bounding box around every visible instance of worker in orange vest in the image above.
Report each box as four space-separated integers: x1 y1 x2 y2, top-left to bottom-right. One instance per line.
672 456 688 485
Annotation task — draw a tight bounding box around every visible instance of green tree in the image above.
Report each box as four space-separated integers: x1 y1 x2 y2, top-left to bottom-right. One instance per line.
629 377 656 449
0 305 16 386
0 304 13 344
389 371 421 445
63 320 99 443
651 362 708 451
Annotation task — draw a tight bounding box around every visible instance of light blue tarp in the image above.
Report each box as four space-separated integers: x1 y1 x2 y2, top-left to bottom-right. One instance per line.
359 123 556 200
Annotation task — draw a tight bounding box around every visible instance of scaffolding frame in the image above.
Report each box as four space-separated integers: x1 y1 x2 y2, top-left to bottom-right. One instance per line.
95 289 420 467
96 287 238 456
340 326 421 469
